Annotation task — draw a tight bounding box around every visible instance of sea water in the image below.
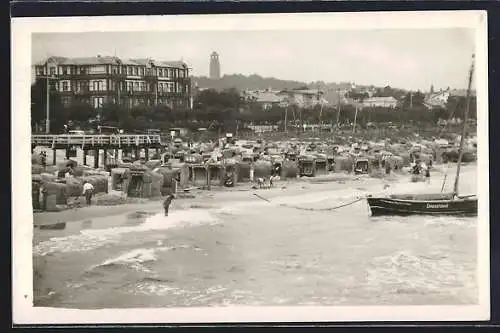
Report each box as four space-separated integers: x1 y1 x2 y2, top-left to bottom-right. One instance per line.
33 166 478 308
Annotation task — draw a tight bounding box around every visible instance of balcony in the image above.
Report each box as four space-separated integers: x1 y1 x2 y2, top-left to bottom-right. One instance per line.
143 74 158 81
123 90 155 96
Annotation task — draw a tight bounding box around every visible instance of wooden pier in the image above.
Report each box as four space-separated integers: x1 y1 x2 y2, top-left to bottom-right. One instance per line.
31 134 164 168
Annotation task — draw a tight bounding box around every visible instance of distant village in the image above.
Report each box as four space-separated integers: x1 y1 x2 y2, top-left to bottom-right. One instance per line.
193 83 475 112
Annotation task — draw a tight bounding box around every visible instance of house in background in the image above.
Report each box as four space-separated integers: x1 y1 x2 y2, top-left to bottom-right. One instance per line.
424 88 451 109
361 96 399 109
241 88 285 110
277 89 328 109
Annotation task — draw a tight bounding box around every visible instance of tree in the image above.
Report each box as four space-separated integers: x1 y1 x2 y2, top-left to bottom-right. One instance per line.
67 101 93 124
100 102 122 124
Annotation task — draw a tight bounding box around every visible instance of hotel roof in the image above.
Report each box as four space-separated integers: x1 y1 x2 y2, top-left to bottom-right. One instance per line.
35 56 188 68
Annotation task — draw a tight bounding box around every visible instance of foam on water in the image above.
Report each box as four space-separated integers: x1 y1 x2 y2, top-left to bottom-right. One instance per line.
365 250 477 301
34 209 219 256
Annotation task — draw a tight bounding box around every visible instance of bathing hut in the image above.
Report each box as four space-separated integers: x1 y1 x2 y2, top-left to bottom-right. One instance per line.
236 161 251 182
326 155 335 171
142 169 164 197
298 155 316 177
285 151 298 161
314 153 328 175
334 155 354 173
154 164 189 195
169 162 190 188
253 160 272 180
126 165 163 198
222 158 239 187
281 159 298 179
353 156 370 174
42 180 68 205
173 150 187 162
62 177 84 197
32 174 42 210
189 164 209 186
207 162 224 186
110 167 130 192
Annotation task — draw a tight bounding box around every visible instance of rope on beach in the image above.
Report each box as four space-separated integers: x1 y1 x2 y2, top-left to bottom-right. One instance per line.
252 193 365 211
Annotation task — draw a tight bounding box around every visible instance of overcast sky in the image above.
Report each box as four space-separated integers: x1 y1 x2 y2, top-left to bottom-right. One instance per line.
32 29 475 91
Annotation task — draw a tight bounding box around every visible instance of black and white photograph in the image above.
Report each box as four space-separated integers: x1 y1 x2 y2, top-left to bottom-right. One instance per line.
12 11 489 324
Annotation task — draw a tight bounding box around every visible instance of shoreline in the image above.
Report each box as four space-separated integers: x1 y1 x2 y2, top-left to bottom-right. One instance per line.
32 163 475 227
33 172 384 226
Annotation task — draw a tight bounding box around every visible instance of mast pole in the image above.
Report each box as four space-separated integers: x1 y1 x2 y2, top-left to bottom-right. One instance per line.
452 54 475 197
336 89 341 130
353 106 358 134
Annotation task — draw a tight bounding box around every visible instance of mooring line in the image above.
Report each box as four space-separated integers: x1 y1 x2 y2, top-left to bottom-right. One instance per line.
252 193 365 211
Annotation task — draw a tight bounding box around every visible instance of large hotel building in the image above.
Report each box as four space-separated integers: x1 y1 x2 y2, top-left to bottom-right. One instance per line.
33 55 192 109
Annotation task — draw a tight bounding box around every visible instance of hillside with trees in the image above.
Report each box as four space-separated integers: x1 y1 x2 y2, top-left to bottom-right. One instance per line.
192 74 307 92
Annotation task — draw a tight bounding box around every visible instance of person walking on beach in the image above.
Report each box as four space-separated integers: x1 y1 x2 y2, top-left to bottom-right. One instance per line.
163 194 175 217
82 181 94 206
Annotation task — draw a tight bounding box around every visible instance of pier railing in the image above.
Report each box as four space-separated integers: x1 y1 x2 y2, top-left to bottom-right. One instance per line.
32 134 162 148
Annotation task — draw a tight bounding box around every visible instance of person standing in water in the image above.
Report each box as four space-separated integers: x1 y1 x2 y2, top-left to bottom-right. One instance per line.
163 194 175 216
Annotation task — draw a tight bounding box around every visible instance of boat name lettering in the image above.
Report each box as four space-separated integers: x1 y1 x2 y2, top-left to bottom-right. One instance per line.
426 203 449 209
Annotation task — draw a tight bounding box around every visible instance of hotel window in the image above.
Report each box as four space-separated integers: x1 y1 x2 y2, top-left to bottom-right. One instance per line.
127 82 133 92
112 67 118 74
134 67 138 76
37 67 44 75
62 81 69 92
93 97 104 109
134 82 139 91
50 67 56 76
139 67 144 76
128 67 133 76
62 66 68 75
80 67 86 75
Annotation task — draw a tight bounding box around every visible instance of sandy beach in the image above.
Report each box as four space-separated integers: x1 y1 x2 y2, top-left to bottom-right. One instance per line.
33 172 399 226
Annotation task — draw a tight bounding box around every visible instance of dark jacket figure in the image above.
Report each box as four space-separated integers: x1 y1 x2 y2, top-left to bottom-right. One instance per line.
163 194 174 216
40 152 46 168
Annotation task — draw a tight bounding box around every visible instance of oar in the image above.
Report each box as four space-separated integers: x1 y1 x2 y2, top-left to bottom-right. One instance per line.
253 193 271 203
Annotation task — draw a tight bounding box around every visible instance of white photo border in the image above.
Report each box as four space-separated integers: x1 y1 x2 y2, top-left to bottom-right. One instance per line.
12 11 490 324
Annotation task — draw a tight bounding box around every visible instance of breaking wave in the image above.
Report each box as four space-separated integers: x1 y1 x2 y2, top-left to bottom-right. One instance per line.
33 209 219 256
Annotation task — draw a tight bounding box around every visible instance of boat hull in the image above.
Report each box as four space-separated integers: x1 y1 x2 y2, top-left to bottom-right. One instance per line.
367 197 477 216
